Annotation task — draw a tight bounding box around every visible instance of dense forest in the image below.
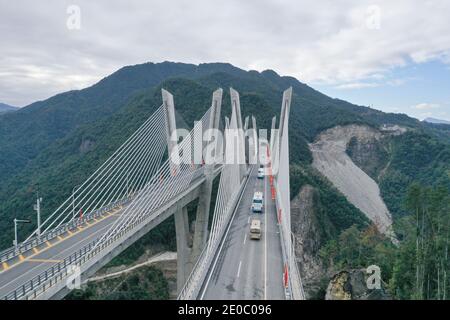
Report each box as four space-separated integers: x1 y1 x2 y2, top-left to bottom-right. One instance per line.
320 184 449 299
66 266 170 300
0 62 448 299
380 131 450 219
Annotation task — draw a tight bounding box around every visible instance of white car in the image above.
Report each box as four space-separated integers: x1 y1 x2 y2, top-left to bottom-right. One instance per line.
257 167 264 179
251 191 264 213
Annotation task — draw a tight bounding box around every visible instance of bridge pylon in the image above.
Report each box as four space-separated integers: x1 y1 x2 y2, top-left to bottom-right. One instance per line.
191 88 223 265
230 88 247 181
162 88 223 293
162 89 190 291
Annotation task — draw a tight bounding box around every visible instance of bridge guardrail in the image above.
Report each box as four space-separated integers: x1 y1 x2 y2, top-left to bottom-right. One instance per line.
273 177 305 300
289 250 306 300
177 234 210 299
0 197 132 264
178 167 250 300
3 168 205 300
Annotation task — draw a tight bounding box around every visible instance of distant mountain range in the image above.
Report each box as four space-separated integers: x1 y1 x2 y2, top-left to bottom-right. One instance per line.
0 102 17 113
0 61 448 253
424 117 450 125
0 61 448 300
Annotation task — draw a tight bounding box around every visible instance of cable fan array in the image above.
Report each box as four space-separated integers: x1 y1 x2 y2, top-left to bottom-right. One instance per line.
92 106 214 249
2 103 217 301
23 105 169 243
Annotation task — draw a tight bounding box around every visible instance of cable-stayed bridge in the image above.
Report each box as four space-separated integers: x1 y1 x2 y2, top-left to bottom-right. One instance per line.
0 87 304 300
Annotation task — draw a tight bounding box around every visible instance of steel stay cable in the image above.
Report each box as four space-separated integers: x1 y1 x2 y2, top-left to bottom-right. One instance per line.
26 105 165 241
39 106 166 235
57 107 167 227
92 108 212 247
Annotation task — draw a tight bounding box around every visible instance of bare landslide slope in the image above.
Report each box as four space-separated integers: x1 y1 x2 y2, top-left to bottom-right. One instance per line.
309 124 403 239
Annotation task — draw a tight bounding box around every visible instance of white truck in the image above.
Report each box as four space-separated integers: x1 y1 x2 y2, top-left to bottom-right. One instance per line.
249 219 262 240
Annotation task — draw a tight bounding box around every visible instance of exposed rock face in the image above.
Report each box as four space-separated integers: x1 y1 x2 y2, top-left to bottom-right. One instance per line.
291 184 326 299
309 125 397 237
346 136 389 181
325 271 352 300
325 269 391 300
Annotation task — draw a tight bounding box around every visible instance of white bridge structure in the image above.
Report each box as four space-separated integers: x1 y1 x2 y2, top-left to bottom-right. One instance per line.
0 87 304 300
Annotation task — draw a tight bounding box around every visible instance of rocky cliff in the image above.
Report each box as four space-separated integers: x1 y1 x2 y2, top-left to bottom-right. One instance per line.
325 269 391 300
291 184 326 299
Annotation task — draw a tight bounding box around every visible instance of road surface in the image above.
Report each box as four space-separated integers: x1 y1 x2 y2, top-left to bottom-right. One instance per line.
0 169 209 299
0 209 121 298
200 165 285 300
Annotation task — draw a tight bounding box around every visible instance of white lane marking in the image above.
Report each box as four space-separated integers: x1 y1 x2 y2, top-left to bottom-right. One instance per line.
237 261 242 278
200 165 255 300
247 216 250 224
243 234 247 245
264 160 268 300
0 220 115 291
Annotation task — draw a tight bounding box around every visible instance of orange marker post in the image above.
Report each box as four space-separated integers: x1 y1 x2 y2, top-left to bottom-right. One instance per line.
284 264 289 288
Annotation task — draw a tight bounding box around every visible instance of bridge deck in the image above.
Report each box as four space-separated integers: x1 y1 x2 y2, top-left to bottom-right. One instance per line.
200 166 285 300
0 209 121 298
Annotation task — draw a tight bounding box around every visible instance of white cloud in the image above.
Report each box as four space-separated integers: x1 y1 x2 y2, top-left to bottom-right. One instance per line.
335 77 415 90
413 103 441 110
0 0 450 106
335 82 380 90
406 103 450 121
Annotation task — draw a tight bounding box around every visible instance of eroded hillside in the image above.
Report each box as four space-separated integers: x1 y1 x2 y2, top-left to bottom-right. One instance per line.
309 124 404 238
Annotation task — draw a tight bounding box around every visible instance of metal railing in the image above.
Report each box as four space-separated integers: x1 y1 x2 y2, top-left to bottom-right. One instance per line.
0 198 132 264
3 168 206 300
273 179 305 300
178 168 249 300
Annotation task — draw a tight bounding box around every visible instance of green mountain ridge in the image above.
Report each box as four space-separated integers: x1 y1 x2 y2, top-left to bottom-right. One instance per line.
0 61 448 253
0 61 433 187
1 61 448 300
0 103 17 113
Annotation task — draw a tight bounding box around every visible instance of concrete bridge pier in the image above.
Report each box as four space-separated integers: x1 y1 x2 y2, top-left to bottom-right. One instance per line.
191 88 222 264
163 88 223 293
174 206 191 291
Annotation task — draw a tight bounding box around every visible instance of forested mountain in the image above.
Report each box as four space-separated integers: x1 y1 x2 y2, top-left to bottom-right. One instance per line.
0 103 17 114
424 117 450 125
0 62 448 299
0 61 432 186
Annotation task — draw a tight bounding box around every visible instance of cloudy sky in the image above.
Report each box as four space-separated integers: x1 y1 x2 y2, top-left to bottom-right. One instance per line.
1 0 449 121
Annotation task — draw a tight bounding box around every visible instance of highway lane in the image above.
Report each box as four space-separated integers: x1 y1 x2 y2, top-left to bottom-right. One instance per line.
201 165 285 300
0 209 121 298
0 169 210 299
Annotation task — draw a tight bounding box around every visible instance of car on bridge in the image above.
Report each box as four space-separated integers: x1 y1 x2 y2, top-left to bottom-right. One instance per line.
251 191 263 213
249 219 262 240
257 167 265 179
